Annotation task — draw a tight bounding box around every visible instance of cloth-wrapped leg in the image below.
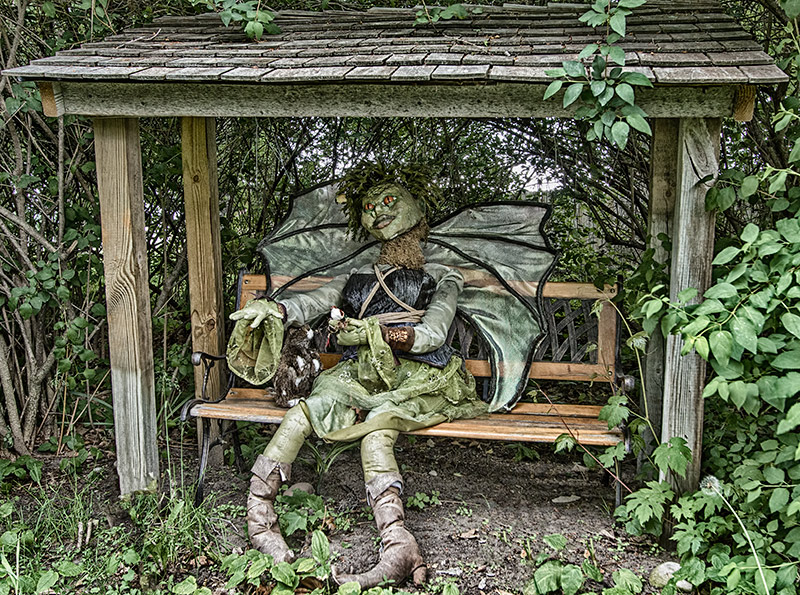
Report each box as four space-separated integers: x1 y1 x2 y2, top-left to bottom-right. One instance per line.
333 430 426 587
247 405 312 562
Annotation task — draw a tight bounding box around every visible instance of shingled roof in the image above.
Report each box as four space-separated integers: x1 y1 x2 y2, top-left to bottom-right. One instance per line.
4 1 787 86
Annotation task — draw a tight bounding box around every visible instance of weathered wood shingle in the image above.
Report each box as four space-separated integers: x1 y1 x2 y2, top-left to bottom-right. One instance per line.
3 0 787 86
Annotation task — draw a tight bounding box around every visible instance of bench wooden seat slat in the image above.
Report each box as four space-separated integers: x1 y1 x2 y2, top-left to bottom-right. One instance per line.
191 390 622 445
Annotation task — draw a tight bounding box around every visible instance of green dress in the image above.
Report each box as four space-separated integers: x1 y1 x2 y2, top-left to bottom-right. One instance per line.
227 263 487 442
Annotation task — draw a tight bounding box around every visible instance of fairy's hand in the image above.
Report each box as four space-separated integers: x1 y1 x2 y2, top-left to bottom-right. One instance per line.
229 299 285 329
336 318 369 346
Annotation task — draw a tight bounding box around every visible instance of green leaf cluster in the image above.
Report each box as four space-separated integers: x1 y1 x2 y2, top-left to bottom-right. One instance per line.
414 4 483 26
543 0 652 149
191 0 279 39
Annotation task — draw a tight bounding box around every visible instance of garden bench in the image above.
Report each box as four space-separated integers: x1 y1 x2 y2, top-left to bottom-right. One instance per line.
181 272 630 504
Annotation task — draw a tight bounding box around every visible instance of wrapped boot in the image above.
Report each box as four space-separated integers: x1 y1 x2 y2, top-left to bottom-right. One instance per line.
334 483 426 587
247 454 294 563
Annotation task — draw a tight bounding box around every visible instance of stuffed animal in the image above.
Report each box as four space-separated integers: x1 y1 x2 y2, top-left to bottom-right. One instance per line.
272 325 321 408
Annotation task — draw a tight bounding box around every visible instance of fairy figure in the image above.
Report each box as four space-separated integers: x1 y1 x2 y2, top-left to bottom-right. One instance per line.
225 163 556 587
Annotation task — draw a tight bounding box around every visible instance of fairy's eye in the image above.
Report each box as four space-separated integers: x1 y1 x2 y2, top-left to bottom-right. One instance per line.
383 195 396 205
364 203 375 212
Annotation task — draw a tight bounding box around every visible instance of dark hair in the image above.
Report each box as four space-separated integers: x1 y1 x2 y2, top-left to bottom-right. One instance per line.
339 162 441 240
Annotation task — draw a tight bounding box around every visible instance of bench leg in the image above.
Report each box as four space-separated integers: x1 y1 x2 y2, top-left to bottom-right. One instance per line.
195 418 212 506
614 460 622 509
231 422 245 473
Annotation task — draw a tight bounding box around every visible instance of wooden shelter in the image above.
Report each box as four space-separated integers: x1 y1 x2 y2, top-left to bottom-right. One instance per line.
4 0 786 496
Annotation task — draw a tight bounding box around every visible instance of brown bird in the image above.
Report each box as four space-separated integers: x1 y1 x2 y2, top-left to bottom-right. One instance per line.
272 325 322 408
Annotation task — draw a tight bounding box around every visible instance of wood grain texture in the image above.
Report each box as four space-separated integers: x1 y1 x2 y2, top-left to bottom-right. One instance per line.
257 274 617 300
643 119 680 459
182 117 225 464
38 83 57 117
94 118 159 495
661 117 721 494
189 396 622 445
733 85 756 121
51 81 738 119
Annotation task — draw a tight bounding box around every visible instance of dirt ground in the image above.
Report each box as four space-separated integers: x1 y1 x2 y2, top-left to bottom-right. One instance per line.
198 430 672 594
18 426 674 594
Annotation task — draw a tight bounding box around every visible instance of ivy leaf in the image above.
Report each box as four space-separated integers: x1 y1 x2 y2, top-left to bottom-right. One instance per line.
694 336 709 360
777 403 800 434
731 317 758 354
578 43 600 60
563 83 584 108
740 175 759 197
704 283 738 300
781 312 800 339
772 349 800 369
608 45 626 66
653 437 692 478
741 222 760 243
710 330 733 367
626 113 651 134
783 0 800 19
244 20 264 40
769 487 790 513
620 71 653 87
609 11 627 37
611 120 630 149
543 80 563 100
616 83 635 105
713 246 740 265
563 60 585 78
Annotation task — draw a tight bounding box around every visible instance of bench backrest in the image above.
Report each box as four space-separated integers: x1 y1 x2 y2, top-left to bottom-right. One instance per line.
237 273 619 384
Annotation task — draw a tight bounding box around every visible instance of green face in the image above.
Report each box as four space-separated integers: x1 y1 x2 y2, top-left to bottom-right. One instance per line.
360 183 423 242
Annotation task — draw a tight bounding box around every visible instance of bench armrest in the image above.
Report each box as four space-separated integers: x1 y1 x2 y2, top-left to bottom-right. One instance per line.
179 351 234 421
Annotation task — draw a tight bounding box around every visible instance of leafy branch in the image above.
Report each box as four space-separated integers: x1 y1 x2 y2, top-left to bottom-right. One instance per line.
543 0 653 149
191 0 279 40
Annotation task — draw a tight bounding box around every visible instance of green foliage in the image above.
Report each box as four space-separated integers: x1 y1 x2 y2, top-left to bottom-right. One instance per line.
544 0 652 149
191 0 279 39
406 490 441 510
625 182 800 593
414 4 483 25
274 488 326 536
0 457 42 489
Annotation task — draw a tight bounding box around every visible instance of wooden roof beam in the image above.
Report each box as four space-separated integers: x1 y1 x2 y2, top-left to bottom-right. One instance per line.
43 81 744 119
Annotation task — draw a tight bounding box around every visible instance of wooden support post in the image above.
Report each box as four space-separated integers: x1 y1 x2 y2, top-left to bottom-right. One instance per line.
182 117 225 465
94 118 159 495
642 119 679 467
661 118 721 495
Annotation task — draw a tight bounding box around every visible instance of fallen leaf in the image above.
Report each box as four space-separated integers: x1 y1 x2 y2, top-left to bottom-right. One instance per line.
459 528 478 539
